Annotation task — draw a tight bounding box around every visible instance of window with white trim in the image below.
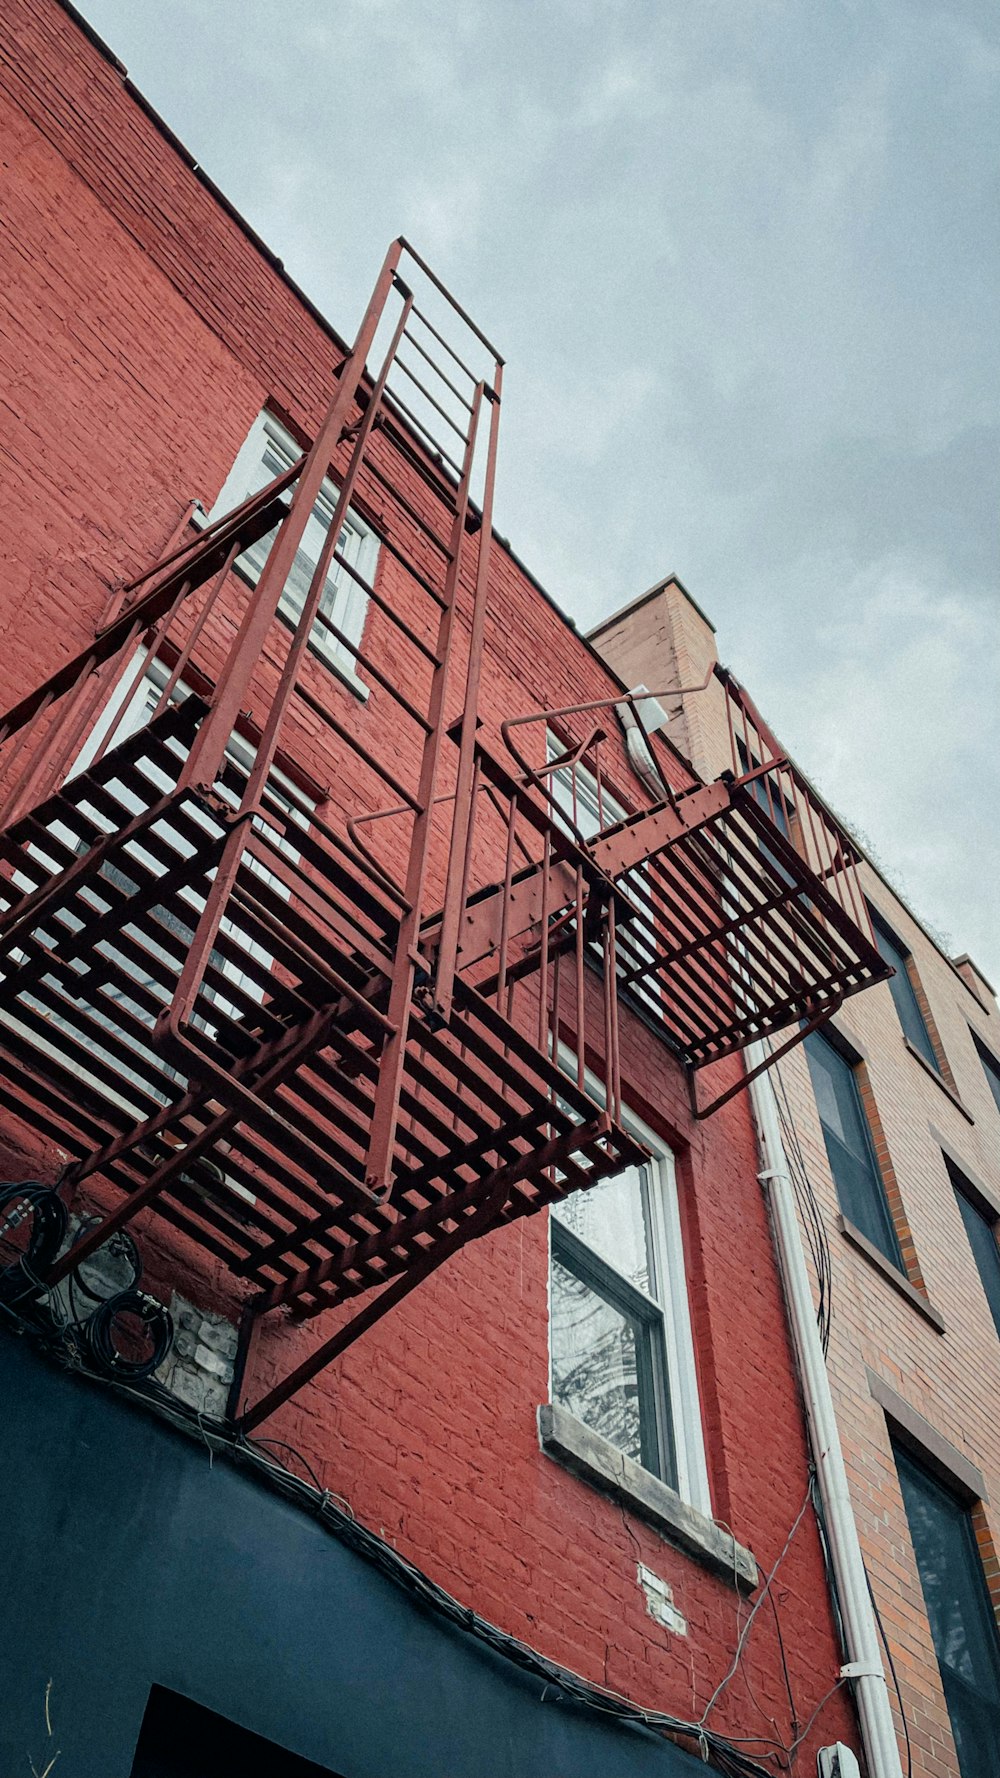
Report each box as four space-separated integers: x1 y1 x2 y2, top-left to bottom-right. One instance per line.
13 652 311 1120
206 410 379 698
549 1087 710 1512
76 652 309 1007
546 731 626 844
545 734 662 1021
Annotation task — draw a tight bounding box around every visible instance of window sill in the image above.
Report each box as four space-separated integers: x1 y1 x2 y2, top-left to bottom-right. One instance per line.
537 1402 758 1591
837 1216 946 1333
306 644 369 702
903 1038 974 1123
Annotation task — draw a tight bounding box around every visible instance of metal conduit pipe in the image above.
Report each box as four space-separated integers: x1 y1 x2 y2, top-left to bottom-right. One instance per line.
745 1040 904 1778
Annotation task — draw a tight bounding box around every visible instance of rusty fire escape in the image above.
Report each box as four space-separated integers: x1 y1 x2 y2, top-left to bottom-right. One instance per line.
0 240 889 1427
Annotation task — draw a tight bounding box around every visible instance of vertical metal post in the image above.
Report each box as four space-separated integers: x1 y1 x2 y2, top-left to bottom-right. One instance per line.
181 240 405 799
166 247 407 1034
432 364 503 1015
361 385 486 1197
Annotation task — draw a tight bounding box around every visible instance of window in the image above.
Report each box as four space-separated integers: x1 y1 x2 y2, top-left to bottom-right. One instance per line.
736 738 792 840
894 1444 1000 1775
972 1033 1000 1117
546 732 625 845
870 908 939 1072
545 736 662 1021
549 1094 710 1512
12 652 310 1123
75 653 310 1015
731 739 806 929
804 1030 903 1268
948 1158 1000 1341
206 410 379 695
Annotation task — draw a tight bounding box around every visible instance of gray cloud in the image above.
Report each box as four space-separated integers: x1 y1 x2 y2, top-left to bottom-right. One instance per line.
73 0 1000 982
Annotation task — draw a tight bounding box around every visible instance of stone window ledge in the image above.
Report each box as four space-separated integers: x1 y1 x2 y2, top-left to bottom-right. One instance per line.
537 1402 758 1591
903 1038 974 1124
866 1369 988 1503
838 1216 946 1334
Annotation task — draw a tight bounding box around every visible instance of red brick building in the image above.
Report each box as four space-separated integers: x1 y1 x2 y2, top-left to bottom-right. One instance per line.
0 5 891 1774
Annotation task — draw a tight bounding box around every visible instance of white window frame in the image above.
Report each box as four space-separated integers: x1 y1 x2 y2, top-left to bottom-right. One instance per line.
546 729 625 840
80 651 310 1007
545 733 664 1022
205 410 378 702
8 650 312 1123
548 1054 711 1516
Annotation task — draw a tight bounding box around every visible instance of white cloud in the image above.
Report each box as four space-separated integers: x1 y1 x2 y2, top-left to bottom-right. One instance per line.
70 0 1000 984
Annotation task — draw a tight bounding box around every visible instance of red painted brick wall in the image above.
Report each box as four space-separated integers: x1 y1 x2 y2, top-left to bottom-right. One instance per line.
0 2 860 1765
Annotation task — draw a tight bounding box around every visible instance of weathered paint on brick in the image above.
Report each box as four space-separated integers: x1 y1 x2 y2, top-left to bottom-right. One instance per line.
0 4 862 1765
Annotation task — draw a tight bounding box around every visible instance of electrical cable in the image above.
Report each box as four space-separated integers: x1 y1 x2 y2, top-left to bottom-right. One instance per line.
698 1479 813 1733
0 1184 67 1305
66 1217 141 1302
787 1677 850 1762
83 1289 174 1380
765 1587 799 1752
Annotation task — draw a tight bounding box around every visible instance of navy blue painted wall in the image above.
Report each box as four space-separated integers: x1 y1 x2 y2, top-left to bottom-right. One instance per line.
0 1335 709 1778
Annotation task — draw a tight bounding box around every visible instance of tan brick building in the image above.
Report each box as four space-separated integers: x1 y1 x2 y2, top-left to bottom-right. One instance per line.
592 575 1000 1778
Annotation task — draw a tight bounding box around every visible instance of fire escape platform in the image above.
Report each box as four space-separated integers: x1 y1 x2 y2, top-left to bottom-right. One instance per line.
589 775 886 1065
0 239 889 1426
432 741 887 1076
0 702 642 1322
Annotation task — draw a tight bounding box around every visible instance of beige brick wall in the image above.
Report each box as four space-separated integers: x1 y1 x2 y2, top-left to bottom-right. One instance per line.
593 574 1000 1777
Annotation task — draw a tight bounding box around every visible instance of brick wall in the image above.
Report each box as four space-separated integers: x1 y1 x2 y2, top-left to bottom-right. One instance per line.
598 573 1000 1775
0 2 860 1765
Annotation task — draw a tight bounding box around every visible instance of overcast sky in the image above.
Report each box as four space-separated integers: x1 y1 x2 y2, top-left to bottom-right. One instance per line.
79 0 999 985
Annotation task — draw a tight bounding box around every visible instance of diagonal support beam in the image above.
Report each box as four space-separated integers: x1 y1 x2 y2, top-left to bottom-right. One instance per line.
235 1181 512 1431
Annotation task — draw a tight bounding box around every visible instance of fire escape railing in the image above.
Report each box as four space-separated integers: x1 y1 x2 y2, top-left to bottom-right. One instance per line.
0 240 890 1427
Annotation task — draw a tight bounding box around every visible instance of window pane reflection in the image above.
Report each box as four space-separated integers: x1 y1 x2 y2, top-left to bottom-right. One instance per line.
551 1256 643 1465
551 1163 652 1297
896 1446 1000 1775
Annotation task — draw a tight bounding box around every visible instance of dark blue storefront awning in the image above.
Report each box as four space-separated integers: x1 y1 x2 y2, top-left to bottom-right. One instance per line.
0 1335 715 1778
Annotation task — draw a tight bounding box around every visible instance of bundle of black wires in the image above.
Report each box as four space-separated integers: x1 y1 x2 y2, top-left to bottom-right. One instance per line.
83 1288 174 1381
0 1183 67 1305
0 1189 173 1380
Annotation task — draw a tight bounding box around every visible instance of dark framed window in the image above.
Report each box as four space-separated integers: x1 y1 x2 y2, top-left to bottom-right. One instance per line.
870 909 939 1072
948 1157 1000 1341
894 1445 1000 1775
972 1033 1000 1117
736 739 791 837
804 1030 903 1268
735 739 797 889
550 1157 676 1487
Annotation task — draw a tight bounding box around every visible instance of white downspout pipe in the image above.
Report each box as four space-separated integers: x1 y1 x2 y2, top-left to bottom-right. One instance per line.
746 1041 903 1778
